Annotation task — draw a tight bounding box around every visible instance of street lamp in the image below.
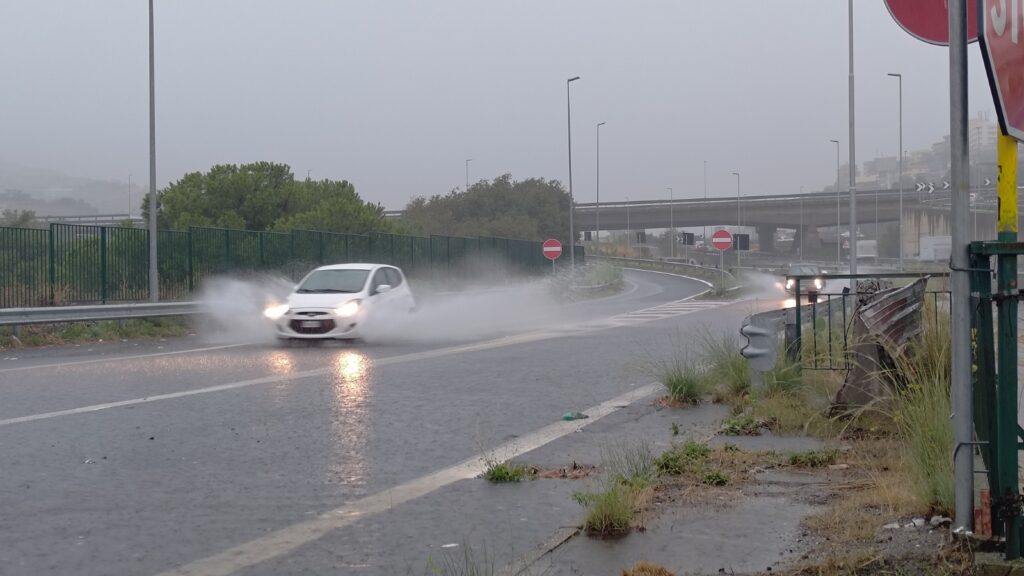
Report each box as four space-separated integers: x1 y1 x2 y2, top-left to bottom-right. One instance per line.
732 171 740 269
148 0 158 302
566 76 580 271
888 72 903 271
596 122 606 253
703 160 708 250
465 159 472 190
799 185 804 260
666 187 674 258
830 139 841 266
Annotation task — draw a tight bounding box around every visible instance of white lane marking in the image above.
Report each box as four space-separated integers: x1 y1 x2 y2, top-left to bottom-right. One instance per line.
0 343 254 375
154 382 662 576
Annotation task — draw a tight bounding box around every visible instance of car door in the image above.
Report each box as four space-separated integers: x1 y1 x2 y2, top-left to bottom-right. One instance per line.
384 267 414 311
368 268 393 308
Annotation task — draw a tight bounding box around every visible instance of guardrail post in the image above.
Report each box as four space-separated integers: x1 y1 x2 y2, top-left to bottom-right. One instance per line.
100 226 108 304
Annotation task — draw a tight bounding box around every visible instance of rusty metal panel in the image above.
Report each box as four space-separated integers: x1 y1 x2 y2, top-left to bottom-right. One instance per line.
858 276 929 353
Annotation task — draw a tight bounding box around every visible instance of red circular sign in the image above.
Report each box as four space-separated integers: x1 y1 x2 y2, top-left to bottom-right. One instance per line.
981 0 1024 141
542 238 562 261
884 0 979 46
711 230 733 251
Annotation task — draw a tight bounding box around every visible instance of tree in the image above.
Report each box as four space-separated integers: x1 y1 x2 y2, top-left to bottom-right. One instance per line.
0 209 37 228
400 174 571 242
146 162 390 233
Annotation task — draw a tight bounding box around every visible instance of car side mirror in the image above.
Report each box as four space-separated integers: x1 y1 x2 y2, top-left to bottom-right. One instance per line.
375 284 392 295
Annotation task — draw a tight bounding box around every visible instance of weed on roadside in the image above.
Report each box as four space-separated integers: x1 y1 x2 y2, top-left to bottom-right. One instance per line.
481 460 532 483
622 561 675 576
786 449 839 468
654 440 709 475
720 413 766 436
602 439 657 489
700 329 751 403
0 317 190 349
701 469 729 486
573 483 641 536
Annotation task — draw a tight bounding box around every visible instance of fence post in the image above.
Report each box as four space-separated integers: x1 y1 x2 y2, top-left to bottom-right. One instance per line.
223 229 230 273
100 226 108 304
317 232 324 264
48 224 56 304
259 232 265 267
187 228 194 293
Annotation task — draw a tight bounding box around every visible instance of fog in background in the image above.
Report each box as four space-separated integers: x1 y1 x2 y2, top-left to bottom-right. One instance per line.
0 1 1000 211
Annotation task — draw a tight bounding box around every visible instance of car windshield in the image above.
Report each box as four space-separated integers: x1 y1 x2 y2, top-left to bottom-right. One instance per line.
296 269 370 293
791 265 819 275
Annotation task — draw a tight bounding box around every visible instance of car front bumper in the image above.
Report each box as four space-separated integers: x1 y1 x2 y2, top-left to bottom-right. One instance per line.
273 308 363 339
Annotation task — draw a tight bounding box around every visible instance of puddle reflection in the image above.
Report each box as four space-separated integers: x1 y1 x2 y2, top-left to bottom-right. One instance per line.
329 351 373 490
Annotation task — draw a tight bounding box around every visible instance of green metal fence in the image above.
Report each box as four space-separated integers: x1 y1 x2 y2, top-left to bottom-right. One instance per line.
0 224 582 307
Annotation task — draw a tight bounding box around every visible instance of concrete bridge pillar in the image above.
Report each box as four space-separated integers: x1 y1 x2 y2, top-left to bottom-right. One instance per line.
756 225 776 252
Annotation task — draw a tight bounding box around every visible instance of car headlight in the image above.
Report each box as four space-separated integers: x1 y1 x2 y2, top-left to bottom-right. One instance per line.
785 279 794 290
263 304 289 320
335 299 361 317
813 278 823 290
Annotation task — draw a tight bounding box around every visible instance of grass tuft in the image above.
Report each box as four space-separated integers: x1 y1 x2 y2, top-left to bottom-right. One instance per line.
720 413 765 436
573 484 640 536
701 469 729 486
622 561 675 576
786 449 839 468
481 460 531 483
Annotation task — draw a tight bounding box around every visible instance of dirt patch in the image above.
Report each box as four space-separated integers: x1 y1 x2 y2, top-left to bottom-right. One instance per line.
655 396 699 409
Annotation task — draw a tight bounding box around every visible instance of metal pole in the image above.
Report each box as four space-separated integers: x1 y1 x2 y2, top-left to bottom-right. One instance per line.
733 172 740 269
889 73 904 270
667 187 674 259
128 173 132 218
465 158 472 190
799 185 804 260
626 196 630 251
566 76 580 272
832 139 841 266
703 160 708 250
596 122 605 253
848 0 858 273
948 0 973 535
148 0 159 302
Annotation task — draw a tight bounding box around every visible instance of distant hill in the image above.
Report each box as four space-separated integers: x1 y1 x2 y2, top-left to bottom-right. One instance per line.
0 160 139 216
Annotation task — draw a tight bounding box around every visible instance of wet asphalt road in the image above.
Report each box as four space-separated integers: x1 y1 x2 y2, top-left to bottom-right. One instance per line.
0 270 770 576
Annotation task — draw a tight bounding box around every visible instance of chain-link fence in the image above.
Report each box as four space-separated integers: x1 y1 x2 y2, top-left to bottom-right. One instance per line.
0 224 584 307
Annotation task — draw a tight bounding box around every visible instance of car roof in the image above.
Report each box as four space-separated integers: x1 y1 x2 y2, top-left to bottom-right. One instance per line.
313 263 394 272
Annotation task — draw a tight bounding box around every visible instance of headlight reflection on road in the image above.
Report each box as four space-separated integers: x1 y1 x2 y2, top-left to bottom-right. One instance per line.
330 351 372 489
265 350 295 375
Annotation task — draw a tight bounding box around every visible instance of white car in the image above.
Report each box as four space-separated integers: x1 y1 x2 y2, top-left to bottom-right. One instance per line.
263 263 416 341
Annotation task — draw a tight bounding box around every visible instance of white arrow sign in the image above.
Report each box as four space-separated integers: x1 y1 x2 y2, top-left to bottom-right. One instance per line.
942 181 951 190
916 183 926 192
928 183 935 193
984 178 993 186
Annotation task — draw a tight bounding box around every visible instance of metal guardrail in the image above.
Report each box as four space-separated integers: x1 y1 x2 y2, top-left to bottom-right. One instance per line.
590 255 736 284
0 302 202 327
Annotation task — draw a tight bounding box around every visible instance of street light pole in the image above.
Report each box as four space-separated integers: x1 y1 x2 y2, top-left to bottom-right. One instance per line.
465 159 472 190
831 139 841 266
596 122 606 253
626 196 631 250
888 73 904 270
799 185 804 260
732 171 740 269
703 160 708 250
128 174 133 218
148 0 159 302
848 0 858 273
667 187 674 258
566 76 580 272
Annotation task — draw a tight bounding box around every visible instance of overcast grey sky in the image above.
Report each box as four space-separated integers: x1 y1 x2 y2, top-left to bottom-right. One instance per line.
0 1 1000 209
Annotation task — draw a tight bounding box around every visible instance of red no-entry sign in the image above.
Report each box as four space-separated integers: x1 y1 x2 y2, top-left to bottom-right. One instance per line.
542 239 562 261
884 0 979 45
711 230 733 251
981 0 1024 141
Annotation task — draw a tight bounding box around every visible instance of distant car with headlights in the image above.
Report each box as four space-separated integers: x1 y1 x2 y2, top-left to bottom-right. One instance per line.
784 263 826 294
263 263 416 341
